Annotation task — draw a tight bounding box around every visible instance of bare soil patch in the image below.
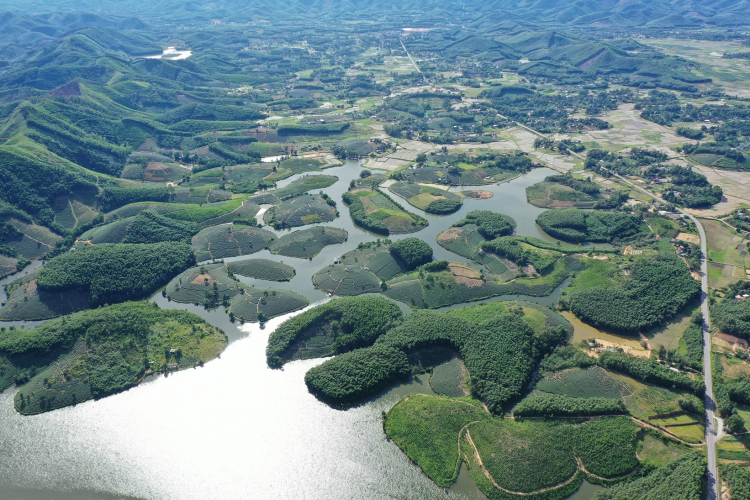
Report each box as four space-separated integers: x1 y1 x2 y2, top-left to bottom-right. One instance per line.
455 276 484 288
191 274 217 285
463 190 493 199
438 227 464 242
449 264 481 278
675 232 700 245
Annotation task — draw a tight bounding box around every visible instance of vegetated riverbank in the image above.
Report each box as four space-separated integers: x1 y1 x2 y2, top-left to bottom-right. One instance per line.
0 302 227 415
0 164 666 500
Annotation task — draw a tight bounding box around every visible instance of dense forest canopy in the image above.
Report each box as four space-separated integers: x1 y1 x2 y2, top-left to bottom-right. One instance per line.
567 255 700 332
36 242 195 305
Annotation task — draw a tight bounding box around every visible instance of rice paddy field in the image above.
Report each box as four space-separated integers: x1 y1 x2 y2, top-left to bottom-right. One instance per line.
700 218 750 288
191 224 276 261
263 193 337 228
717 435 750 462
268 226 347 258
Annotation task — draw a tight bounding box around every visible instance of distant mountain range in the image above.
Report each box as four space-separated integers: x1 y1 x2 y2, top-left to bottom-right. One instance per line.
2 0 750 27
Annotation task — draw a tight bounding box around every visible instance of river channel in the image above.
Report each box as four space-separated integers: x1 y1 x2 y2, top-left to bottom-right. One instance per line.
0 162 604 499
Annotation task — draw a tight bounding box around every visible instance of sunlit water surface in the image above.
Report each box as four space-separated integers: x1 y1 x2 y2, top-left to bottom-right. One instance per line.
0 164 603 499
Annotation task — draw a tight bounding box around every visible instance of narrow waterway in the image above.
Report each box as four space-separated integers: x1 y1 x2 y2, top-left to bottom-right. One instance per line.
0 163 604 499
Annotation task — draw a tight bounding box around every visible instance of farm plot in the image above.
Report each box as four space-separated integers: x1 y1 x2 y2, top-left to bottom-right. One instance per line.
388 182 463 215
462 190 493 200
437 224 486 258
384 256 576 309
264 193 337 229
385 395 649 499
143 162 190 182
229 288 308 322
104 202 193 222
468 419 579 493
82 218 134 244
172 187 232 205
225 164 274 184
344 188 428 235
165 263 307 321
5 219 62 259
312 265 381 295
526 181 598 208
0 272 91 320
270 175 338 200
268 226 347 258
198 199 260 227
438 223 521 280
166 263 243 304
227 259 295 281
0 255 20 279
535 367 630 400
430 357 468 397
166 198 244 224
191 224 276 261
337 241 407 281
382 277 426 308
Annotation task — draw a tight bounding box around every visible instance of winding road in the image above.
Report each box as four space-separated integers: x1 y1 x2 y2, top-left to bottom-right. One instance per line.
498 114 719 499
612 174 717 500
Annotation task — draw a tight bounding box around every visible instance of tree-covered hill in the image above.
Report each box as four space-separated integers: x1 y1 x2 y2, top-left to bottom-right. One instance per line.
2 0 749 27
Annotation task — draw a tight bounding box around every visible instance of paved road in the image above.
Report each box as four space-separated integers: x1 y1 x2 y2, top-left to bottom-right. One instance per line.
496 115 720 497
399 40 425 82
613 174 718 500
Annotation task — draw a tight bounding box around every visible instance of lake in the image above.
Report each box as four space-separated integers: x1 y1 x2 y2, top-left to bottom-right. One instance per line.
0 162 603 500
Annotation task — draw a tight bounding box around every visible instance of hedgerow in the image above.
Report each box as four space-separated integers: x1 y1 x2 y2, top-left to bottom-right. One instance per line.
513 394 626 418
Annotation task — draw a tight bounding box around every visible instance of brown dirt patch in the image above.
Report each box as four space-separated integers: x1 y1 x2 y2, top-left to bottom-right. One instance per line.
675 232 701 245
25 280 38 293
191 274 217 285
549 201 576 208
455 276 484 288
585 255 609 260
449 264 481 278
463 190 493 199
438 227 464 242
145 163 172 182
50 80 81 97
623 245 643 256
